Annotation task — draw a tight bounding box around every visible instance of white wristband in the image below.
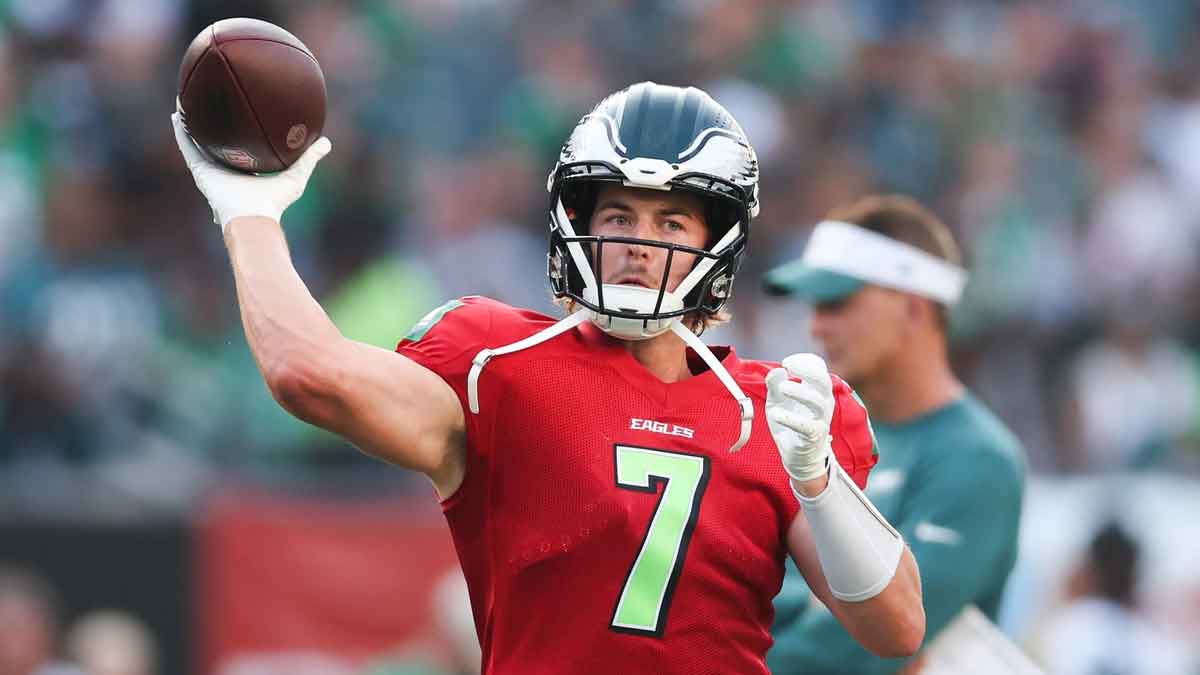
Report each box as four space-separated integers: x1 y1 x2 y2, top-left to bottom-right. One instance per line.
797 462 904 602
171 110 329 234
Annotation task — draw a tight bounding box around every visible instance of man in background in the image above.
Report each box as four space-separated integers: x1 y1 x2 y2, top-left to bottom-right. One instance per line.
1033 521 1193 674
763 195 1026 674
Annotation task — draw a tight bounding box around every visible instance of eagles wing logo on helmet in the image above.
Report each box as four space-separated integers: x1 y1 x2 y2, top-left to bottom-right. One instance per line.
546 82 760 340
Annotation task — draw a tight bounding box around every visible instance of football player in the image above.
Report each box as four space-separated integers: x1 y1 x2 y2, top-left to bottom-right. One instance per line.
764 195 1026 674
173 82 923 674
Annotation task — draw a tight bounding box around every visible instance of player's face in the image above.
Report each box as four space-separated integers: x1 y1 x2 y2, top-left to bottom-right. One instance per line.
809 285 909 388
588 184 710 293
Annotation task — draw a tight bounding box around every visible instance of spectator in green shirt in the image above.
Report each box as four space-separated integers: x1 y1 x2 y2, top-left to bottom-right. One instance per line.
763 195 1026 674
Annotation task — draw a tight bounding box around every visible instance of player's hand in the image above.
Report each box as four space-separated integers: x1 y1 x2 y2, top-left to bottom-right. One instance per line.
171 108 331 230
765 353 835 489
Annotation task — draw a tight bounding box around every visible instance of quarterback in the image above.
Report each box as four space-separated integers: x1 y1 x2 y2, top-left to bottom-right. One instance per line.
173 82 923 674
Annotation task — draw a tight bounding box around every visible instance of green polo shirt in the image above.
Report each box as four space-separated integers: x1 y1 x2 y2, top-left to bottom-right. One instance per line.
769 393 1026 674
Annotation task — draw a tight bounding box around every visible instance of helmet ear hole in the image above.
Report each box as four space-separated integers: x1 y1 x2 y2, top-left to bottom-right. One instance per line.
548 235 588 299
547 246 566 296
683 254 740 314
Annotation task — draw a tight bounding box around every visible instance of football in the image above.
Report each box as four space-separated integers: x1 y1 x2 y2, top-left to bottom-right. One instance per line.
177 18 326 174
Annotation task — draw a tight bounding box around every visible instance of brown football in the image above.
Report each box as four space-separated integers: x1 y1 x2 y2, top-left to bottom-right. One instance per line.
177 18 326 173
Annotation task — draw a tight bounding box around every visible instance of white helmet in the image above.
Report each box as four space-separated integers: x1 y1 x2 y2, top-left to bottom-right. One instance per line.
546 81 760 340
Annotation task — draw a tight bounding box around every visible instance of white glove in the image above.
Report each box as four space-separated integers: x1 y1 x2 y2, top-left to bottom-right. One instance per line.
171 110 331 230
766 353 835 487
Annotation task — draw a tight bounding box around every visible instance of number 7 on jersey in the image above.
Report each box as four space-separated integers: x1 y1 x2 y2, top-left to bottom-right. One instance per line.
610 445 711 636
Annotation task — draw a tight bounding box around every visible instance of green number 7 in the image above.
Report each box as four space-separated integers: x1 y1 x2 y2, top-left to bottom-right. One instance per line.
610 445 711 636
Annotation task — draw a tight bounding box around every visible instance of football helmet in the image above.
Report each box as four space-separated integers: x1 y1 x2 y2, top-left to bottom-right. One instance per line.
547 81 760 339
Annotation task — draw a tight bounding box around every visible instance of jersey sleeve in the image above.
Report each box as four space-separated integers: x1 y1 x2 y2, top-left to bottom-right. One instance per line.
394 297 494 502
829 375 878 489
395 297 491 371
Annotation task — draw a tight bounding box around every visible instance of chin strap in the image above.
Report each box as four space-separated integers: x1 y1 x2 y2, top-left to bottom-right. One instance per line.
467 311 589 414
669 322 753 453
466 309 753 455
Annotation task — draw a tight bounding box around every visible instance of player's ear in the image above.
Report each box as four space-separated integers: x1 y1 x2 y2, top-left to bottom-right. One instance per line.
909 295 942 330
903 293 928 327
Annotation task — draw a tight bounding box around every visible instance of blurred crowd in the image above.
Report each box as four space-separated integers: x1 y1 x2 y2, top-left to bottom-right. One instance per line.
2 0 1200 510
2 0 1200 672
0 564 157 675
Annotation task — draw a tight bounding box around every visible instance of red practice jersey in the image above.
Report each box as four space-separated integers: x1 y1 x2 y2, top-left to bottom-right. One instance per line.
396 297 877 675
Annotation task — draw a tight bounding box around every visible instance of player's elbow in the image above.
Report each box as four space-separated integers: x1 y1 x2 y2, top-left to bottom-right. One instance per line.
867 602 925 658
266 357 343 427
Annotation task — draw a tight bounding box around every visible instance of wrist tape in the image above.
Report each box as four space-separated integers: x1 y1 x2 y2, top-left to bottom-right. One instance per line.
796 461 904 602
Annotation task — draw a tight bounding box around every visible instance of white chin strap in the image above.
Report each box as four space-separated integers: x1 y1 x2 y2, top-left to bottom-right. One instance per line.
466 310 589 414
466 313 753 454
668 322 753 453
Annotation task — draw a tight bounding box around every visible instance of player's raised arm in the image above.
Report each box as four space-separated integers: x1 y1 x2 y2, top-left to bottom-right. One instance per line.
767 353 925 657
171 113 466 496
